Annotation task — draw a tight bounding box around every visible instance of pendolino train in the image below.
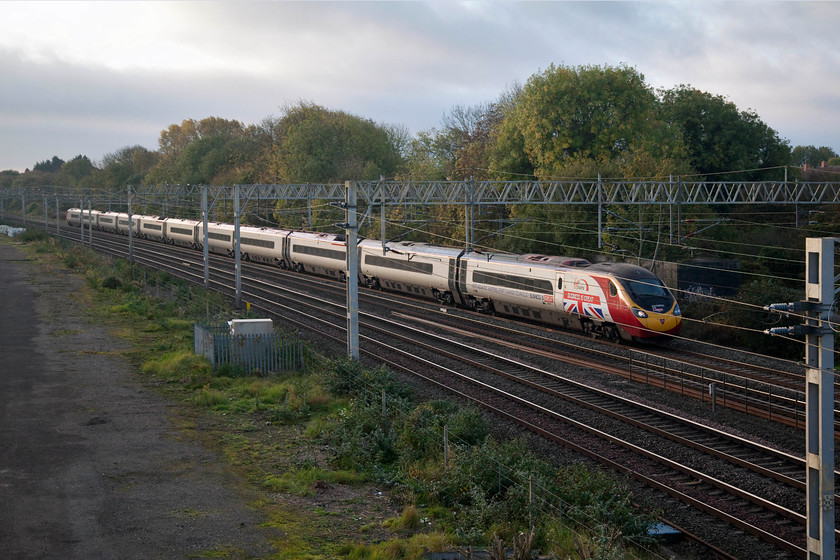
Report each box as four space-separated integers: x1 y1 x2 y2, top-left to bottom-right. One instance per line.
66 208 682 342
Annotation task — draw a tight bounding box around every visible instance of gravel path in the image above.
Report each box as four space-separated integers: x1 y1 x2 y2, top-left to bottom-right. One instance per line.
0 241 278 559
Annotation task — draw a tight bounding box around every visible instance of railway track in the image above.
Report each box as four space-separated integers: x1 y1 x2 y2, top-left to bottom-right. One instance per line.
235 245 834 441
230 254 826 558
13 217 834 559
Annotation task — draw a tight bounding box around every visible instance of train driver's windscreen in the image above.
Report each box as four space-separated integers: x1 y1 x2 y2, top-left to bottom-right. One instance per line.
618 276 674 312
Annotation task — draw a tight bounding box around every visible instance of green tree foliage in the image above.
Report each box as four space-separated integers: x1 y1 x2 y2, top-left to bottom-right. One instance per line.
267 102 401 183
493 203 599 257
660 85 790 180
0 169 20 189
10 169 56 189
3 155 96 192
400 129 456 181
490 64 686 180
791 145 838 167
58 155 95 188
100 145 159 188
33 156 65 173
442 102 505 180
147 117 269 185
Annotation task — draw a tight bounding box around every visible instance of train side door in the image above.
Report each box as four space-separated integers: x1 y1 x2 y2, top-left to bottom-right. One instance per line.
554 272 566 314
602 277 621 322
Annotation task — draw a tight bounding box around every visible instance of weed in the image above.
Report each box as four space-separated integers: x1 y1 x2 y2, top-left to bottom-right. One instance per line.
305 389 331 411
193 387 228 408
338 532 452 560
384 505 420 531
216 363 248 377
142 350 212 383
259 383 289 404
263 467 364 496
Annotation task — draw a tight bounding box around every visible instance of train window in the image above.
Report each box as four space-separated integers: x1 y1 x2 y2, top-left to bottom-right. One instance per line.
557 278 563 290
293 245 345 260
619 276 674 311
472 270 553 295
144 223 163 231
208 232 232 242
170 227 195 236
242 237 275 249
365 255 433 274
609 281 617 297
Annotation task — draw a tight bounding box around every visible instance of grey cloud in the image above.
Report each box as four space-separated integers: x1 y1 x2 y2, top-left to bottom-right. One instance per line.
1 1 838 171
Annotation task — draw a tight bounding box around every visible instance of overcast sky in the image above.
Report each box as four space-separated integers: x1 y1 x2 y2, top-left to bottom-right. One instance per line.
1 1 838 172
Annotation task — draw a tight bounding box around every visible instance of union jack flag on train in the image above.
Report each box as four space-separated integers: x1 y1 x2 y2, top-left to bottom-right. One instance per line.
563 291 605 318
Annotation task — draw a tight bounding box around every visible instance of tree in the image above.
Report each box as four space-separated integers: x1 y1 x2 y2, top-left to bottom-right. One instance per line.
100 145 159 188
444 102 508 180
33 156 65 173
147 117 267 185
268 102 401 183
158 119 199 157
400 129 454 181
58 155 95 187
399 86 523 182
791 145 838 167
659 85 790 180
482 65 690 257
489 64 685 179
0 170 20 189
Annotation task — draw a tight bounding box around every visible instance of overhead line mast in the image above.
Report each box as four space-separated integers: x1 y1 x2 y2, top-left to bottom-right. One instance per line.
765 238 836 560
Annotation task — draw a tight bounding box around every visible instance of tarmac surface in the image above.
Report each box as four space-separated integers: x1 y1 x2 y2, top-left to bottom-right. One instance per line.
0 241 276 559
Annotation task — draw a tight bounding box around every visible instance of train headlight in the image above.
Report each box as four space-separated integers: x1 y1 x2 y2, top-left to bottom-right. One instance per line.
673 303 681 316
632 308 648 319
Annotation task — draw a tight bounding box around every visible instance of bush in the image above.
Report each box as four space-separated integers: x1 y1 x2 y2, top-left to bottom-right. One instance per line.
17 229 49 243
327 359 411 401
101 276 122 289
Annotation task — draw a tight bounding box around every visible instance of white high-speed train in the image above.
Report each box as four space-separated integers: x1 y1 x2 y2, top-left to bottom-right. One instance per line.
67 208 682 342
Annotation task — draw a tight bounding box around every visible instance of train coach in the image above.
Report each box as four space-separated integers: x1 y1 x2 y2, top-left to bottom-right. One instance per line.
95 211 121 233
458 252 680 341
137 216 167 242
239 226 292 266
66 208 100 228
66 208 82 227
164 218 201 248
115 213 138 236
359 239 461 305
287 231 348 279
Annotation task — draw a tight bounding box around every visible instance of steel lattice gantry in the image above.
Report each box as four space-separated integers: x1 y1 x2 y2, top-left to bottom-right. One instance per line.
6 179 840 209
123 179 840 206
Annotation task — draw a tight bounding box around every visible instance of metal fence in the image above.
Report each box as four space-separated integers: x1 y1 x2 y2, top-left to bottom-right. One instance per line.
194 323 303 375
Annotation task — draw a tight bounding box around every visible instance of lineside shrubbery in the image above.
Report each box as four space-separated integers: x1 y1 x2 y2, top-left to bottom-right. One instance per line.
320 358 657 555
